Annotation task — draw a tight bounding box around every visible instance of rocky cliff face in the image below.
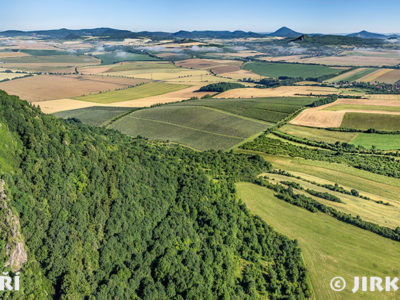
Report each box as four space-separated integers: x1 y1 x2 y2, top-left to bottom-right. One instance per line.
0 179 27 272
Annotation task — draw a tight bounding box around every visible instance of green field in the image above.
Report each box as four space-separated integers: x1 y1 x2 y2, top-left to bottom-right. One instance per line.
171 97 315 123
341 112 400 131
109 105 270 150
243 62 341 78
237 182 400 300
279 124 358 143
351 133 400 150
341 68 377 82
74 82 190 104
325 104 400 112
238 150 400 203
266 172 400 228
95 52 158 65
54 106 136 126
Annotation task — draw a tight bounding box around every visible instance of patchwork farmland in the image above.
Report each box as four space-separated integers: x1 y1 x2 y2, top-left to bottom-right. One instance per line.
3 23 400 300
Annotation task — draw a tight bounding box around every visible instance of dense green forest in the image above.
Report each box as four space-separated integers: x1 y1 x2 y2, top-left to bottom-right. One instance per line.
0 91 310 299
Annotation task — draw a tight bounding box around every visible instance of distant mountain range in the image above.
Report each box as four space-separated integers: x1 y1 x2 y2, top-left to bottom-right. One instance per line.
268 26 302 38
347 30 389 39
0 27 397 40
0 27 302 40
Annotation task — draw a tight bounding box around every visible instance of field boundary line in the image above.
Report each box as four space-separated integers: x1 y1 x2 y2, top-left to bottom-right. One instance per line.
102 108 138 127
169 104 273 125
121 115 245 140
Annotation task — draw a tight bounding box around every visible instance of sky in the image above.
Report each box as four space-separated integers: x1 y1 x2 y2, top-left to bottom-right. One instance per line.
1 0 400 34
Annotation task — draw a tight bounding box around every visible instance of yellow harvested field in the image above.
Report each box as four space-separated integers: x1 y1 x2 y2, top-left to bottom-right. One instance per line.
0 51 30 58
165 73 238 85
369 69 400 84
358 68 393 82
33 99 105 114
104 68 210 80
290 108 345 128
290 98 400 128
0 74 148 101
212 50 263 58
367 94 400 101
326 68 366 82
35 86 214 113
219 69 262 80
79 65 114 74
215 85 339 98
258 55 306 62
175 58 242 74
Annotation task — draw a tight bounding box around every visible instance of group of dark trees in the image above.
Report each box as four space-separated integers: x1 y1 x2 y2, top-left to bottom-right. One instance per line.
279 181 342 203
0 90 311 299
198 82 245 92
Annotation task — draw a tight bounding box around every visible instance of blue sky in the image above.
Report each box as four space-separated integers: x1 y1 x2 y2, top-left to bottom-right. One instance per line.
1 0 399 33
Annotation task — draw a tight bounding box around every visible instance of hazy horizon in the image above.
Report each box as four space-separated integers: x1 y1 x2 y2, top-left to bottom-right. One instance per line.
1 0 400 34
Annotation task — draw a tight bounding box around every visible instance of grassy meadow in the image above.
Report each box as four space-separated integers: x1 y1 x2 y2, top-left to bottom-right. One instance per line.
238 150 400 203
237 182 400 300
265 172 400 228
351 133 400 150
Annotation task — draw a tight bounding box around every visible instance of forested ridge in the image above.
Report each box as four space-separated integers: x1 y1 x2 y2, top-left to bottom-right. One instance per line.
0 91 310 299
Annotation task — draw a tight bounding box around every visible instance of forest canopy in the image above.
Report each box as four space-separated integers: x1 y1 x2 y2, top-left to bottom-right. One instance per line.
0 90 310 299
